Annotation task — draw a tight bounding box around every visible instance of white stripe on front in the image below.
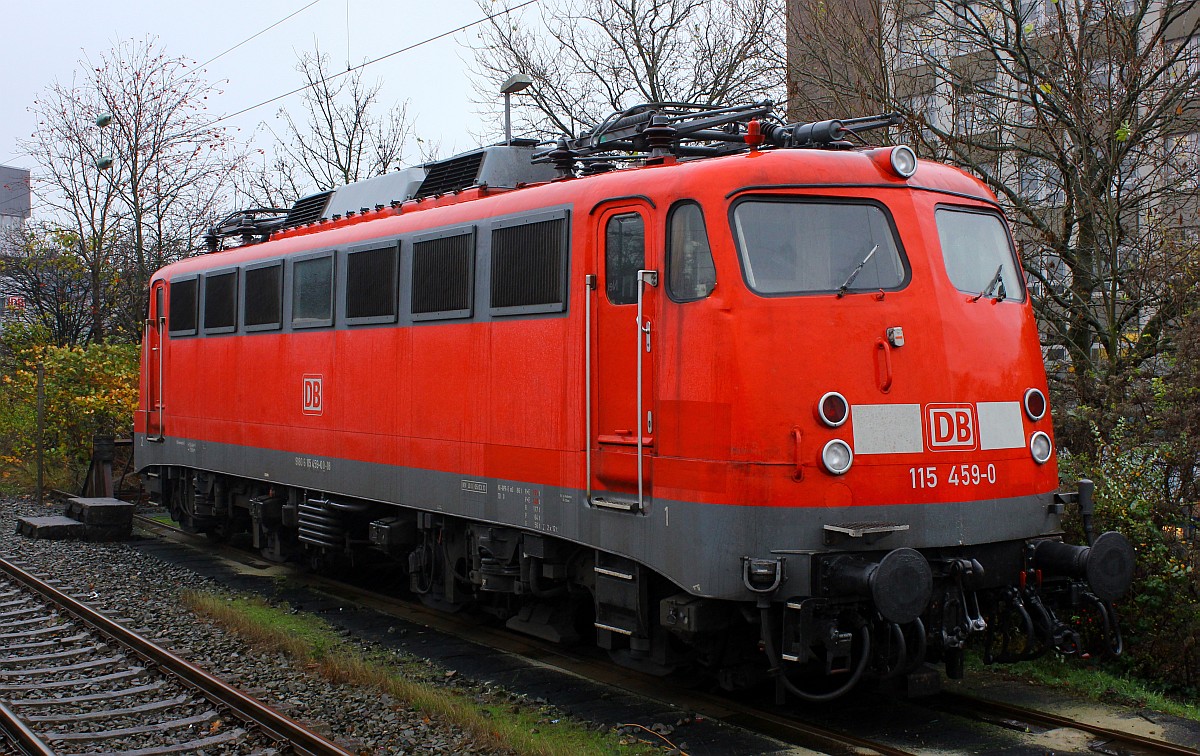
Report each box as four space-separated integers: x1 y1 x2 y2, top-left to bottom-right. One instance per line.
851 404 923 455
977 401 1026 450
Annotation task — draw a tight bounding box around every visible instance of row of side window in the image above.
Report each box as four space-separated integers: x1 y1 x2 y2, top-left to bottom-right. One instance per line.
166 211 569 336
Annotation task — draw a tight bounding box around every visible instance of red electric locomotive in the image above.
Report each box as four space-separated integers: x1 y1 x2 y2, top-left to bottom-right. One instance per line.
135 103 1134 701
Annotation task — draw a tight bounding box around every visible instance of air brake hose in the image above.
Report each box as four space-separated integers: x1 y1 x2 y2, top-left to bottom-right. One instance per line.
879 621 908 680
759 607 872 702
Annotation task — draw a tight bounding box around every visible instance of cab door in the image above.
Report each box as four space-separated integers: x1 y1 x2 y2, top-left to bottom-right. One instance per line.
145 281 166 440
589 202 659 511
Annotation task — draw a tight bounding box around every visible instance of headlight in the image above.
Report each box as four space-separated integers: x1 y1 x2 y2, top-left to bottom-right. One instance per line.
1024 388 1047 421
890 145 918 178
1030 431 1053 464
818 391 849 427
822 439 854 475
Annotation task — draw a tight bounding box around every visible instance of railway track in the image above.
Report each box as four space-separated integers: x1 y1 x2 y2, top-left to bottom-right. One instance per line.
129 512 1200 756
934 691 1200 756
0 553 352 756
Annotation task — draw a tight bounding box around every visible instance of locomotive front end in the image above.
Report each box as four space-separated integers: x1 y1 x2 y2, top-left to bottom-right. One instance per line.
711 147 1136 700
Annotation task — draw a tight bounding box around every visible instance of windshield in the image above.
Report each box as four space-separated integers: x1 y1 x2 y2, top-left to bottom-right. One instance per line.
935 208 1025 302
731 199 907 295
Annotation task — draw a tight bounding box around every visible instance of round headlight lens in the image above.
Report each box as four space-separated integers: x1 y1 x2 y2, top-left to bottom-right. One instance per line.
818 391 849 427
822 439 854 475
1024 388 1047 421
1030 431 1053 464
890 145 917 178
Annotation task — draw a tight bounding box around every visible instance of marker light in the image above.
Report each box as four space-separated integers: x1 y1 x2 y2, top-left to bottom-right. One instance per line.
890 145 918 178
1024 388 1047 421
822 439 854 475
1030 431 1053 464
818 391 850 427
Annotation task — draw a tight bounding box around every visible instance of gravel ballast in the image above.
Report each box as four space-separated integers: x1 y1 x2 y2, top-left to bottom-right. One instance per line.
0 495 514 755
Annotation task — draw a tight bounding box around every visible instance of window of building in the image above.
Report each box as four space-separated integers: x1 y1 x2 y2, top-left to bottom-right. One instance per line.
666 202 716 302
935 207 1025 301
731 199 907 295
490 213 569 315
243 261 283 330
605 213 645 305
292 254 334 328
346 243 399 324
411 229 474 320
168 277 198 335
203 270 237 333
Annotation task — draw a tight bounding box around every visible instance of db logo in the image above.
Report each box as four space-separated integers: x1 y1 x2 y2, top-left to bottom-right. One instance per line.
302 375 324 416
925 404 977 450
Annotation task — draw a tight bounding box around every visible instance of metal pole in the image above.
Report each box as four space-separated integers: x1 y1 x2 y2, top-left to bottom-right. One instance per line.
504 92 513 146
36 362 45 506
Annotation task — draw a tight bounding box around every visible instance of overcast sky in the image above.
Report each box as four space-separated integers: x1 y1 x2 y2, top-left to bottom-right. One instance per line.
1 0 529 216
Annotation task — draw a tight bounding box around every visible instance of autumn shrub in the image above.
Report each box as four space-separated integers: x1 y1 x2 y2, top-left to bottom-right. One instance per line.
0 324 139 492
1059 426 1200 696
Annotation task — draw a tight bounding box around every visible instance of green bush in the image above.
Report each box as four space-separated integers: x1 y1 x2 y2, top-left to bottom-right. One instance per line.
1059 426 1200 696
0 324 139 492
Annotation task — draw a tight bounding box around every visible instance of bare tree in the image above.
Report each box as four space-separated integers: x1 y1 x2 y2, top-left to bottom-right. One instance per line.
790 0 1200 450
22 71 123 342
469 0 788 140
250 47 415 203
0 224 96 347
23 37 239 341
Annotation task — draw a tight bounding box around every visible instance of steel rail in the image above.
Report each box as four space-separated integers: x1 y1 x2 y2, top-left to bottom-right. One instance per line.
0 555 353 756
939 691 1199 756
0 700 55 756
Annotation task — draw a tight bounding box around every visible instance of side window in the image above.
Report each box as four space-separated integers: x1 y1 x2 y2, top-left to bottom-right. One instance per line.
605 213 645 305
346 243 399 324
491 214 568 315
411 228 474 321
666 202 716 302
168 278 197 336
244 262 283 330
292 254 334 328
203 270 238 334
935 207 1025 301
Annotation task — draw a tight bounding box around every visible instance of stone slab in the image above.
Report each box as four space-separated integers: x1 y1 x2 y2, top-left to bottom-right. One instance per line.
64 497 135 526
15 516 85 540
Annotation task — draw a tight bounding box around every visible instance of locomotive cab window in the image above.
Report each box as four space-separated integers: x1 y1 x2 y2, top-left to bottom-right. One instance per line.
167 277 198 336
346 243 399 325
203 269 238 334
667 202 716 301
490 212 569 315
731 199 906 295
292 253 335 328
606 213 645 305
935 207 1025 302
243 261 283 331
411 227 475 321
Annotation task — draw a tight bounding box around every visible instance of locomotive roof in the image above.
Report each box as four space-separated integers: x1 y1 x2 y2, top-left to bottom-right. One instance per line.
161 142 996 281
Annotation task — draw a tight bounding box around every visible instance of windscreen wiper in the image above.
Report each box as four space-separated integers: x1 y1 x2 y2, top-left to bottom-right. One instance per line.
837 245 879 298
972 264 1004 302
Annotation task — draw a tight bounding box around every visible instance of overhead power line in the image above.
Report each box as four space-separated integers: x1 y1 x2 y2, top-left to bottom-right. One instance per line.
194 0 324 72
198 0 540 133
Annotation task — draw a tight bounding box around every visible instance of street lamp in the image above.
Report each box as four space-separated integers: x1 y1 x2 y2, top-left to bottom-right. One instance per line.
501 74 533 146
95 112 113 171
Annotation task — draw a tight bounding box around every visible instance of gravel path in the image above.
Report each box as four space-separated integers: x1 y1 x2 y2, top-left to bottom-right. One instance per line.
0 495 515 755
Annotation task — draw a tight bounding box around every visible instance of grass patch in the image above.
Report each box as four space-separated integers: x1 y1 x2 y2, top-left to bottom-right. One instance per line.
183 590 662 755
968 653 1200 722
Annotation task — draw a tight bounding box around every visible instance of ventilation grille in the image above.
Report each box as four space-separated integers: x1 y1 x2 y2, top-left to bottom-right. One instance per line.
346 245 399 320
284 190 333 227
412 233 474 316
203 271 238 331
416 152 486 198
168 279 197 334
244 264 282 328
491 219 566 311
